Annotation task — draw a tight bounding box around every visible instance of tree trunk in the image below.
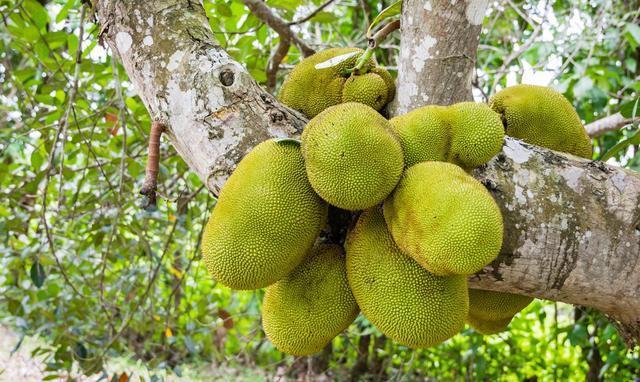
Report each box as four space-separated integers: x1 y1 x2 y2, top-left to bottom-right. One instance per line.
94 0 640 344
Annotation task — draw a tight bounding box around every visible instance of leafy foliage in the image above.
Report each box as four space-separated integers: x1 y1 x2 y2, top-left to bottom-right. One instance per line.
0 0 638 380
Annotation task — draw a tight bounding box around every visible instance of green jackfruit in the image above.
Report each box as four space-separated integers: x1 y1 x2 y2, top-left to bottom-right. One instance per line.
279 48 375 118
302 102 404 211
489 84 592 158
370 67 395 103
467 315 512 335
390 102 504 169
345 208 468 348
262 244 359 356
342 72 389 111
383 161 503 276
468 289 533 322
201 140 328 290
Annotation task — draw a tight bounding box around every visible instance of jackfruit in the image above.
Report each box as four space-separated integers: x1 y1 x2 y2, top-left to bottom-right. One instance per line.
262 244 359 356
468 289 533 322
342 72 389 111
467 315 512 335
302 102 404 211
278 48 375 118
389 103 504 169
345 208 468 348
383 161 503 276
370 66 395 103
201 140 328 290
489 84 592 158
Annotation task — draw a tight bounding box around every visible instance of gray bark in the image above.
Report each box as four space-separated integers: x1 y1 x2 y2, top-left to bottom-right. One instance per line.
94 0 640 343
390 0 487 113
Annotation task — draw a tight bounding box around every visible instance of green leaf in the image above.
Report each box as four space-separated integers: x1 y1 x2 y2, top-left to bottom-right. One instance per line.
30 260 46 288
216 3 233 17
310 11 337 23
624 22 640 48
619 97 639 119
367 0 401 38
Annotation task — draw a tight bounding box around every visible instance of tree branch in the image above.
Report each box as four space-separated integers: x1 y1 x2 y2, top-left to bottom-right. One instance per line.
585 112 639 137
240 0 315 57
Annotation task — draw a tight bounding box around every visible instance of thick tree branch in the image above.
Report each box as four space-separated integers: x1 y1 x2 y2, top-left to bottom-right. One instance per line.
95 0 640 344
585 112 639 137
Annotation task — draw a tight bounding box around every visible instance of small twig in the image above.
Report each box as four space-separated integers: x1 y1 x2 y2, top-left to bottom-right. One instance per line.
288 0 336 25
585 112 640 137
140 120 166 209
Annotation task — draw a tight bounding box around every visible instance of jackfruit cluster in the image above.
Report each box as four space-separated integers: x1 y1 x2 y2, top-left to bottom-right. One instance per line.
200 79 590 355
467 289 533 335
489 84 593 158
279 48 395 118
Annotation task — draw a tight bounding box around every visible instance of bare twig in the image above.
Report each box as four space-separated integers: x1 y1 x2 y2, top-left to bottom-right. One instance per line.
288 0 336 25
585 112 640 137
241 0 315 57
140 120 166 209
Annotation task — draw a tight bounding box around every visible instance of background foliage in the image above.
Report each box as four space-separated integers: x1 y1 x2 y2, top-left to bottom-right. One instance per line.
0 0 639 380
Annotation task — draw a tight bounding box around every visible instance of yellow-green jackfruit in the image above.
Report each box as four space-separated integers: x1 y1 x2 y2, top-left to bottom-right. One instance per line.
390 102 504 169
383 162 503 276
279 48 375 118
302 102 404 211
489 84 592 158
370 67 395 103
201 140 328 290
467 289 533 335
345 208 468 348
262 244 359 356
467 315 512 335
468 289 533 322
342 72 389 111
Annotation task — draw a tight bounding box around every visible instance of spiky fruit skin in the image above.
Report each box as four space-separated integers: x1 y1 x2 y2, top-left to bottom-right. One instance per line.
345 208 468 348
467 315 512 335
342 73 389 111
302 103 404 211
448 103 505 168
468 289 533 321
389 103 504 169
383 162 503 276
389 105 450 167
370 67 395 103
489 84 592 159
278 48 375 118
201 140 328 290
262 244 359 356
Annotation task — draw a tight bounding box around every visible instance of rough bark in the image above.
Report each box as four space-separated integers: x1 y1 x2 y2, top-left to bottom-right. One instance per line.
94 0 640 342
471 138 640 324
95 0 306 195
390 0 487 113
